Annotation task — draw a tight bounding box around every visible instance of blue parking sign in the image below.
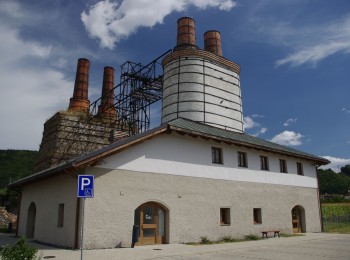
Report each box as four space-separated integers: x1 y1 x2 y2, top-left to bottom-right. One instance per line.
77 175 94 198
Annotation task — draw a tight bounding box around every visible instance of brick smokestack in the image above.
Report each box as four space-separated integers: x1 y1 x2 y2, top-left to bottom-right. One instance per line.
175 17 198 51
68 58 90 113
204 30 223 56
98 66 117 118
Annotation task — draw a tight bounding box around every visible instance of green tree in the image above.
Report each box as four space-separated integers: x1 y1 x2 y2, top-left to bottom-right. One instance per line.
0 150 38 188
341 165 350 177
0 150 38 212
318 168 350 195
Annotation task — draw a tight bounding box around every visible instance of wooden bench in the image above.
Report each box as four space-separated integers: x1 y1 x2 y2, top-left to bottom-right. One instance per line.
261 230 280 239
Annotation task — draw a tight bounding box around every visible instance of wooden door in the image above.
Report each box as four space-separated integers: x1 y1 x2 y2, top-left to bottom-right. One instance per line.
135 202 165 245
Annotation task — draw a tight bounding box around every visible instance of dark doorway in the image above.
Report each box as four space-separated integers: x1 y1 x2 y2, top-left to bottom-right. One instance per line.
26 202 36 238
292 205 305 233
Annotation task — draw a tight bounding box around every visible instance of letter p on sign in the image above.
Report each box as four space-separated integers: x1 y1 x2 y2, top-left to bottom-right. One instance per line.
77 175 94 198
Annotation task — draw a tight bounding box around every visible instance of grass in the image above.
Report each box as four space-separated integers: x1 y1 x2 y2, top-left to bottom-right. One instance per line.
280 233 304 237
323 222 350 234
186 234 262 245
185 232 307 246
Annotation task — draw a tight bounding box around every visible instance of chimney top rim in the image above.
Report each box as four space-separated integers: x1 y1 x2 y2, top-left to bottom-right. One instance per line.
204 30 221 34
177 16 195 23
78 58 90 62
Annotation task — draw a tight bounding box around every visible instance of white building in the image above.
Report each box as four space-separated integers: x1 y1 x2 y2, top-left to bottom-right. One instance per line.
10 17 328 249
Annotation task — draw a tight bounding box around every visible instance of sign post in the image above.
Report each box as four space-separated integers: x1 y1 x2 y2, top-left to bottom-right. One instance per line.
77 175 94 260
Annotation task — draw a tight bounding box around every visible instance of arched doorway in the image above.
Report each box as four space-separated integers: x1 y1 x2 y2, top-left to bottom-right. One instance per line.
291 205 305 233
26 202 36 238
134 202 167 245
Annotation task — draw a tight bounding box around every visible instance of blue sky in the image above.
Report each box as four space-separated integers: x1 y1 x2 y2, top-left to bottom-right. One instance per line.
0 0 349 171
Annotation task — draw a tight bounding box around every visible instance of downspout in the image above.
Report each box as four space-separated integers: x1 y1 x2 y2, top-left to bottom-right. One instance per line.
316 165 324 232
15 190 22 237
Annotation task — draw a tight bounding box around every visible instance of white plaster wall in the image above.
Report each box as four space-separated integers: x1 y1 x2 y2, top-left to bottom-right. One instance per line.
82 167 322 249
97 133 318 188
16 133 322 249
18 174 77 248
162 57 243 132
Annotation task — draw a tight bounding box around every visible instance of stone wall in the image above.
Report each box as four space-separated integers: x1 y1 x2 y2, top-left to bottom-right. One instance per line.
33 111 128 172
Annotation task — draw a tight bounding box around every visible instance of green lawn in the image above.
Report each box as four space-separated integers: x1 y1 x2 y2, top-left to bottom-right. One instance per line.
323 222 350 234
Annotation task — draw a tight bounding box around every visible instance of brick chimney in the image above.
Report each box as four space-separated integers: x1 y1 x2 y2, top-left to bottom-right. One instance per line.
204 30 223 56
68 58 90 113
174 17 198 51
98 66 117 118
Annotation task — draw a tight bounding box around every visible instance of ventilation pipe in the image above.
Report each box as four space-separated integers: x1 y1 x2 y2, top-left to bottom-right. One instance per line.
175 17 198 50
68 58 90 113
98 66 117 118
204 30 223 56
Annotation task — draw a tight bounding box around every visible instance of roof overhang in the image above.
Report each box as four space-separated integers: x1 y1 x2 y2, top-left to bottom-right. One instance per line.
8 119 329 189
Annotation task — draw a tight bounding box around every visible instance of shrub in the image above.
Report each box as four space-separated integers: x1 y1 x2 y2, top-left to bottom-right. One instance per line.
220 236 237 242
244 234 260 240
0 236 40 260
200 236 212 244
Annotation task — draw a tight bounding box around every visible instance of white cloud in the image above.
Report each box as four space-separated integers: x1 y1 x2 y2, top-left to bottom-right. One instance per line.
283 118 297 127
270 131 303 146
243 116 259 130
276 41 350 67
242 3 350 67
0 9 72 150
244 116 267 137
252 114 264 118
252 127 268 137
259 127 268 134
342 108 350 114
319 156 350 173
275 16 350 67
81 0 236 49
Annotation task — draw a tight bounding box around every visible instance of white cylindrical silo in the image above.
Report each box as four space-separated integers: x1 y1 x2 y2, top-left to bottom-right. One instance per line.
161 18 244 133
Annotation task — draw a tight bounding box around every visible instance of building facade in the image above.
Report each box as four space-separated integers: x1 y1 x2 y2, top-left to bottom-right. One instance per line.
10 17 328 249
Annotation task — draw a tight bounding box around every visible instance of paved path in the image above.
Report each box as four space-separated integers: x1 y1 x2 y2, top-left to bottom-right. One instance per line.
1 233 350 260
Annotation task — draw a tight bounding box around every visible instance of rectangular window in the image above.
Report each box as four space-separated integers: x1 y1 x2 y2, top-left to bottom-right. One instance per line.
237 152 247 167
253 208 262 224
297 162 304 175
57 203 64 227
279 159 287 173
260 156 269 170
212 147 223 164
220 208 231 225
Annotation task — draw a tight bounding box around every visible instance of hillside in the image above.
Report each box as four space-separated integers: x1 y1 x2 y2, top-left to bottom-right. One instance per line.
0 149 38 188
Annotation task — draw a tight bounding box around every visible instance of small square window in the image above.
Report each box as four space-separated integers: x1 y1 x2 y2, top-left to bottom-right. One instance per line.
237 152 247 167
297 162 304 176
220 208 230 225
57 203 64 228
253 208 262 224
279 159 288 173
260 156 269 171
212 147 223 164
